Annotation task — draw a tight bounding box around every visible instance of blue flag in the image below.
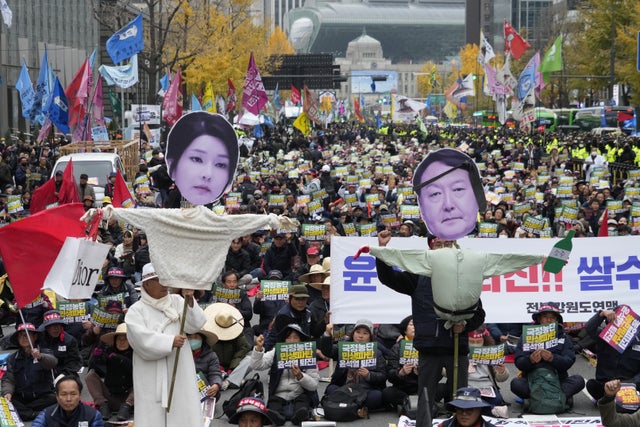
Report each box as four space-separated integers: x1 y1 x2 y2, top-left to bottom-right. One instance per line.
370 79 376 93
273 83 281 110
15 60 35 120
191 94 202 111
253 125 264 138
89 47 98 68
106 14 144 64
45 77 70 134
518 53 538 101
376 115 382 129
33 48 51 125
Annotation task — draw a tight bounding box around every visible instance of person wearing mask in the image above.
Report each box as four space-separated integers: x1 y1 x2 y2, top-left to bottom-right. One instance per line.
188 329 223 401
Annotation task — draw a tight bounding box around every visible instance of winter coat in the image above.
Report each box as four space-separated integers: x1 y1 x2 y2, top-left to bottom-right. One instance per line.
32 402 104 427
1 347 58 400
514 324 576 381
39 331 83 377
193 345 223 387
250 347 319 401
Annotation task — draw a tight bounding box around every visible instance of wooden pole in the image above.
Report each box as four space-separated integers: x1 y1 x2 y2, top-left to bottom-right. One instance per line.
452 331 459 398
166 295 190 412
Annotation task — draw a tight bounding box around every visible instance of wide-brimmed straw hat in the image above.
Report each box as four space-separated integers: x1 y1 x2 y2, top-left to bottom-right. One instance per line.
298 264 328 284
100 323 127 347
202 303 245 341
309 275 331 291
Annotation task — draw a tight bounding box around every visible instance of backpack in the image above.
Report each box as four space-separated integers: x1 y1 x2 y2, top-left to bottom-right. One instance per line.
222 373 264 418
321 384 368 421
526 367 569 414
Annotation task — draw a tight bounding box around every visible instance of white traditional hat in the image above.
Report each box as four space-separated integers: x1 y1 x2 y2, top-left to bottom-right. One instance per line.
202 303 245 341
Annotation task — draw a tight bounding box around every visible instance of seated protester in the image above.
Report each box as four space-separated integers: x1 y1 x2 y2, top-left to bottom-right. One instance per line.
225 238 253 280
81 300 125 352
32 375 104 427
253 270 287 338
38 310 83 377
309 276 331 340
1 323 58 421
133 232 150 283
263 231 298 280
208 303 252 390
188 329 223 401
510 302 585 408
228 397 276 426
382 316 420 414
598 379 640 427
113 229 136 278
85 323 134 422
19 291 54 329
216 270 253 344
264 285 315 352
297 262 328 306
100 267 139 312
437 387 496 427
250 325 320 426
320 319 388 413
585 307 640 401
486 323 525 354
467 326 510 418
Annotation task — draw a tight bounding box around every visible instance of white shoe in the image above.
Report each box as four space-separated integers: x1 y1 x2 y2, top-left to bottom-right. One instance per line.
312 407 325 419
221 380 230 391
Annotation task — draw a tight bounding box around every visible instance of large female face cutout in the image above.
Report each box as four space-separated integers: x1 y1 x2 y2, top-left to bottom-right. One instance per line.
165 112 239 206
413 149 486 240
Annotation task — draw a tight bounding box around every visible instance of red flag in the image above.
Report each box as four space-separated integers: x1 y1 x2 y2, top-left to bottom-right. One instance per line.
112 170 135 208
58 158 80 204
354 97 364 122
291 85 301 105
504 20 531 60
303 85 322 126
30 178 57 214
65 59 91 128
241 52 268 115
0 203 86 308
598 209 609 237
162 67 183 126
226 78 237 113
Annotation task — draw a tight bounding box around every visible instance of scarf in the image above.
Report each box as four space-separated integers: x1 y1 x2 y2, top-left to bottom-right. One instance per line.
140 286 180 322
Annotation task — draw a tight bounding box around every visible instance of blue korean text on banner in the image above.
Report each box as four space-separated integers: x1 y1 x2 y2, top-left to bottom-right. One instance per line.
106 14 144 64
46 77 70 134
16 60 35 120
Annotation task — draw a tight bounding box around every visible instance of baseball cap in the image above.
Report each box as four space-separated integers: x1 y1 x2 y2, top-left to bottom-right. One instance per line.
307 247 320 256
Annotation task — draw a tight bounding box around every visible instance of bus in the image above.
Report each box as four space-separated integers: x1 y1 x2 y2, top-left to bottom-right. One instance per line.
532 108 558 131
552 108 579 126
473 110 500 128
574 106 637 133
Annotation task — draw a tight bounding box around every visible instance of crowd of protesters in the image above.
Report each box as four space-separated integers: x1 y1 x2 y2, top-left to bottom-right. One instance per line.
0 121 639 424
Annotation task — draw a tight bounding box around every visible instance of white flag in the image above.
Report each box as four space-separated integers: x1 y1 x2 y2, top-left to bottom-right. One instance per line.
0 0 11 28
99 54 139 89
477 30 495 66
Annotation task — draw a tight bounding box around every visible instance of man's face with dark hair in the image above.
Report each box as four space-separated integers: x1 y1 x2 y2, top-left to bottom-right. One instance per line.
417 161 479 240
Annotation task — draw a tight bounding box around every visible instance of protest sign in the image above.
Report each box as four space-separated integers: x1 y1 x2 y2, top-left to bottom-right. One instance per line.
261 280 290 301
268 194 285 207
469 343 506 365
302 224 326 241
90 306 121 329
399 340 419 365
615 383 640 413
478 222 498 238
342 223 358 237
0 397 21 427
522 323 558 351
358 223 377 237
97 293 125 309
213 286 241 304
57 301 90 324
599 304 640 353
400 205 420 220
521 216 548 235
312 188 328 200
276 341 316 369
306 199 323 215
338 341 377 368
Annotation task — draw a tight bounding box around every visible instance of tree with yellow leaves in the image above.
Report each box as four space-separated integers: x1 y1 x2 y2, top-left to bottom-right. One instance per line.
267 27 295 57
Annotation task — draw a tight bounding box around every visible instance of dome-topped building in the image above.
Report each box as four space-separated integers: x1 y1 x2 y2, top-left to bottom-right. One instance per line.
345 30 384 63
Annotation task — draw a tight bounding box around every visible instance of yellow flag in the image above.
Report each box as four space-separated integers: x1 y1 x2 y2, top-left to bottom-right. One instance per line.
203 82 215 112
293 112 311 136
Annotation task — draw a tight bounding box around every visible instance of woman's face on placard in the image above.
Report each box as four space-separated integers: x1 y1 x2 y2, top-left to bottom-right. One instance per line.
172 134 230 205
417 161 479 240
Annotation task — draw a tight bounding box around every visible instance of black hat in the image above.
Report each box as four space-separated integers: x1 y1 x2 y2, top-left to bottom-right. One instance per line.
278 323 310 342
10 323 38 346
39 310 66 330
446 387 492 412
80 173 89 179
228 397 274 425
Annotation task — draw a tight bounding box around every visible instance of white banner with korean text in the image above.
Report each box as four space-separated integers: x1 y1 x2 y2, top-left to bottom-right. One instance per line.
330 236 640 324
